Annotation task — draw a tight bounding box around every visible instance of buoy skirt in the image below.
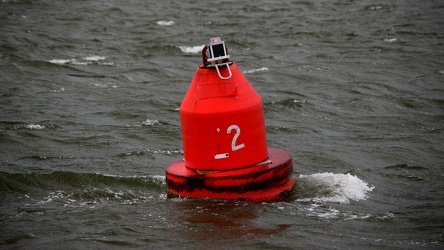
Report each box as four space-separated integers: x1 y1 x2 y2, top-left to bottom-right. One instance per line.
165 147 294 202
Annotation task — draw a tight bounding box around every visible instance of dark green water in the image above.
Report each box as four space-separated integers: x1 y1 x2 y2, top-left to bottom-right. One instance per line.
1 0 443 249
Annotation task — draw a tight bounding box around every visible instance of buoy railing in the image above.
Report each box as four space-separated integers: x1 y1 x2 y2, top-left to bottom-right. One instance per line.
201 37 232 80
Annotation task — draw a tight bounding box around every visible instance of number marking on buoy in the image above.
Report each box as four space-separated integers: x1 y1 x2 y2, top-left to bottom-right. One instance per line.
214 125 245 160
227 125 245 151
214 153 229 159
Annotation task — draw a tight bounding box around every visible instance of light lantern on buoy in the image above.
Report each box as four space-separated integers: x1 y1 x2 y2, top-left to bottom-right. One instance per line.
166 37 294 202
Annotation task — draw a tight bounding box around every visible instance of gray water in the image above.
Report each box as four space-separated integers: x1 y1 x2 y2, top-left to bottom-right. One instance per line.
1 0 443 249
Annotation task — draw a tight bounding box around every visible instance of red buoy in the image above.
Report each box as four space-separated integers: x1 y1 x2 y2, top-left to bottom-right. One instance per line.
166 37 294 201
180 62 268 171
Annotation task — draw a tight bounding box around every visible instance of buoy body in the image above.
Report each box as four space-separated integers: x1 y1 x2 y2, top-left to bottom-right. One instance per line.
165 37 294 201
180 63 268 171
166 147 294 202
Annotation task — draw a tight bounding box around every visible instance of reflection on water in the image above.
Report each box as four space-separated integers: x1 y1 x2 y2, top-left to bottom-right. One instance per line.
168 199 291 243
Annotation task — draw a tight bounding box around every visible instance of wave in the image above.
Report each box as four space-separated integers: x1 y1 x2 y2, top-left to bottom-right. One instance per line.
243 67 269 74
0 171 166 210
297 172 374 204
177 45 205 54
1 171 372 202
119 148 183 156
2 170 378 221
292 172 376 220
48 55 114 66
156 20 175 26
125 119 160 128
1 122 52 130
383 38 398 43
0 171 166 191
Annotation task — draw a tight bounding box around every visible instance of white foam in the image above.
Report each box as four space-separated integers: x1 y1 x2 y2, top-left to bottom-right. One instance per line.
302 203 374 220
71 61 90 66
50 88 65 93
49 56 112 66
126 119 159 128
148 149 183 155
151 175 166 183
49 59 71 64
141 119 159 126
298 173 374 204
97 173 165 182
49 58 90 65
26 124 45 129
83 55 105 61
383 38 397 43
156 20 175 26
100 61 115 66
293 99 306 104
243 67 269 74
369 5 383 10
92 82 118 88
178 45 205 54
38 190 71 205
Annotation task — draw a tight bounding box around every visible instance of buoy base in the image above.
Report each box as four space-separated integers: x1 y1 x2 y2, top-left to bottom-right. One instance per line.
165 147 294 202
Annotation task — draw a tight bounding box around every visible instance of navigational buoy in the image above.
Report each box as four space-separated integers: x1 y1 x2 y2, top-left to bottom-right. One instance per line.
166 37 294 201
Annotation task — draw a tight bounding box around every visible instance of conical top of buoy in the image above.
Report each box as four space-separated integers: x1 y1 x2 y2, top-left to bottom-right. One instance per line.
180 38 268 171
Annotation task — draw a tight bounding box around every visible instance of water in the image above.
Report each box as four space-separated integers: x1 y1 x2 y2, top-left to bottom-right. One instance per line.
1 0 443 248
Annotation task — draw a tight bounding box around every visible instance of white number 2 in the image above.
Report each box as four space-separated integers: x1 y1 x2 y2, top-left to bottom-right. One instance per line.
227 125 245 151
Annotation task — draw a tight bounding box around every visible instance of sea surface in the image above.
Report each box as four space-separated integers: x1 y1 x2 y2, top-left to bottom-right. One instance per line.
1 0 443 249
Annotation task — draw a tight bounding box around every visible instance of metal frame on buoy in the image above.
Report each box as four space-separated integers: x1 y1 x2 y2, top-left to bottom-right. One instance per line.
205 37 233 80
165 37 295 202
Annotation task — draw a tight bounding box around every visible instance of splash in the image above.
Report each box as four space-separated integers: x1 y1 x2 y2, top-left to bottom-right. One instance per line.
178 45 205 54
298 173 374 204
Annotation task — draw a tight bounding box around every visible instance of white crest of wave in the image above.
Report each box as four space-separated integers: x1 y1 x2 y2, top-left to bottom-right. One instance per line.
26 124 45 129
141 119 159 126
83 55 106 61
49 58 88 65
151 175 166 182
71 61 90 65
125 119 159 128
383 38 397 43
299 173 374 204
156 20 175 26
178 45 205 54
49 56 111 66
49 59 71 64
243 67 269 74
